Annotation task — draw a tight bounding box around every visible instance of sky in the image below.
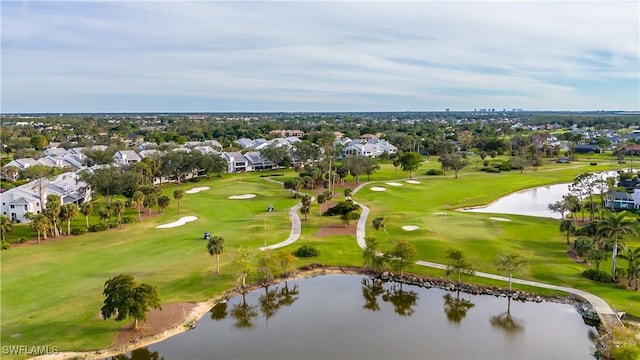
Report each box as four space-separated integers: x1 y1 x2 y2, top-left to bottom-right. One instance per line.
1 1 639 113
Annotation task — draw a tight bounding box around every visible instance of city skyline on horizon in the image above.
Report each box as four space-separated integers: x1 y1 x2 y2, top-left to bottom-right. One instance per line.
2 1 639 113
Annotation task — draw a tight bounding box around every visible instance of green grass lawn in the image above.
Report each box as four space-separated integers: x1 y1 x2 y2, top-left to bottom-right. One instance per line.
1 161 638 357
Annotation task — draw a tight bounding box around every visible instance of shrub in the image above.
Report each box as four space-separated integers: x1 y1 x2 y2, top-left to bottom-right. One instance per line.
1 241 10 250
294 245 320 258
426 169 443 176
18 237 26 243
324 200 360 216
89 222 108 232
189 177 201 182
71 227 87 235
121 216 134 224
485 168 501 173
108 221 119 229
582 269 613 283
590 162 597 166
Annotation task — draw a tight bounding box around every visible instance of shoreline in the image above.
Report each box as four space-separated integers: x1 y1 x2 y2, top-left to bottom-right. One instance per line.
29 265 586 360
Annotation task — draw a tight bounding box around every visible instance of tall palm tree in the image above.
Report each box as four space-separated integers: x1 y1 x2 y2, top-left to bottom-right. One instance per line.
132 191 144 221
598 211 638 281
157 195 170 214
559 219 576 245
60 203 78 235
173 190 184 214
29 213 50 244
372 217 391 242
618 247 640 290
44 194 62 238
0 215 12 242
207 236 225 274
112 200 125 229
80 202 93 228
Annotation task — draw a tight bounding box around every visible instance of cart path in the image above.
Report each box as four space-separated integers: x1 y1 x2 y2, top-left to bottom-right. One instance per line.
260 177 306 251
351 181 624 335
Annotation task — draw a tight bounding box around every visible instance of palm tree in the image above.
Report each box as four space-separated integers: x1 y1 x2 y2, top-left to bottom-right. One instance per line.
559 219 576 245
0 215 12 242
344 188 353 200
372 216 391 242
494 252 528 293
598 211 638 281
300 205 310 221
618 247 640 290
60 203 78 235
157 195 170 214
80 202 93 228
132 190 144 221
112 200 125 229
207 236 225 274
28 213 50 244
173 190 184 214
44 194 62 238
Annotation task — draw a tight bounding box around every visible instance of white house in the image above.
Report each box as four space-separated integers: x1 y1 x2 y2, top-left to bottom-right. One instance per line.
223 152 248 173
341 139 398 158
114 150 142 165
1 171 91 223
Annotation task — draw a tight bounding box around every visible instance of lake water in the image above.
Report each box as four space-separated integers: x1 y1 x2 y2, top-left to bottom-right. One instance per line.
462 183 571 219
116 275 597 360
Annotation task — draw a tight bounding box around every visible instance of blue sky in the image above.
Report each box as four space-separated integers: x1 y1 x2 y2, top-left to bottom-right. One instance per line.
1 1 639 113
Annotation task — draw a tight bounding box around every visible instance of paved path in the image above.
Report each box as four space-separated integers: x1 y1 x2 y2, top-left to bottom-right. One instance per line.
352 181 624 334
259 177 305 251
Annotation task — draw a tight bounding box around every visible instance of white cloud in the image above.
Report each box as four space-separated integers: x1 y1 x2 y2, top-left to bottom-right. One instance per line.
1 1 638 112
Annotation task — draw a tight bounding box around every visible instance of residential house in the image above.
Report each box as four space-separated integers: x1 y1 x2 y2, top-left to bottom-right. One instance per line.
223 152 248 173
243 151 276 171
0 171 91 223
605 191 640 211
114 150 142 165
341 138 398 158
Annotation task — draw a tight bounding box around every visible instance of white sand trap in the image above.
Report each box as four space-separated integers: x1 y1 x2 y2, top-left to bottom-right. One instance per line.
402 225 420 231
405 180 421 184
371 187 387 192
386 182 403 186
489 217 512 222
433 212 448 216
156 216 198 229
185 186 210 194
228 194 257 199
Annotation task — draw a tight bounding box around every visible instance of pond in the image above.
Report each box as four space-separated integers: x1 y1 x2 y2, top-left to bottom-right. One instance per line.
461 183 571 219
114 275 597 360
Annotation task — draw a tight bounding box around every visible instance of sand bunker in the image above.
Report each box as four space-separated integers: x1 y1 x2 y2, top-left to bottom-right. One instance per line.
433 212 448 216
185 187 210 194
489 217 512 222
156 216 198 229
402 225 420 231
386 182 403 186
371 187 387 192
405 180 421 184
228 194 257 199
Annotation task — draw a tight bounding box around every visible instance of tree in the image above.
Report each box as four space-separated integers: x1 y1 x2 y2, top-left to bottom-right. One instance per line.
372 216 391 242
80 167 122 209
143 192 157 215
132 191 145 221
598 211 637 281
439 153 468 178
344 188 353 200
559 219 576 245
80 202 93 228
172 190 184 214
363 237 385 271
0 215 12 242
233 248 256 288
300 205 310 221
28 213 50 243
340 210 360 227
23 164 56 212
316 193 326 215
446 248 475 283
387 240 417 276
101 274 161 330
207 236 225 274
399 152 422 179
60 203 78 235
44 194 62 238
618 247 640 290
548 200 568 219
30 134 48 150
113 200 126 229
494 253 527 292
157 195 170 214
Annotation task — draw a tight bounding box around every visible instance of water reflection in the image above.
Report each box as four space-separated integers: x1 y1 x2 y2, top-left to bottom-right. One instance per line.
381 282 419 317
115 275 596 360
490 297 524 333
111 347 163 360
442 290 475 323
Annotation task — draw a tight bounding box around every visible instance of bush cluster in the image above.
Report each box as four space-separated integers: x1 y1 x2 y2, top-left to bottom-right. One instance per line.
324 200 360 216
71 227 87 235
426 169 443 176
582 269 613 283
294 245 320 258
121 216 134 224
89 223 108 232
1 241 10 250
